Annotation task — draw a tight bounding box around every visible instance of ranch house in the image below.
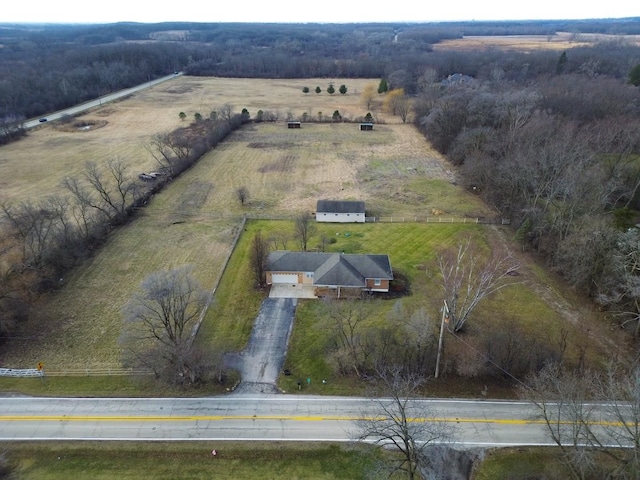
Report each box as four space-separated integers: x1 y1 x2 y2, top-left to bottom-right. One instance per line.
266 251 393 297
316 200 365 223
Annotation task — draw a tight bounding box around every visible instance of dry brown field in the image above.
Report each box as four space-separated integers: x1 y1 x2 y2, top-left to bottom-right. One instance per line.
0 77 388 207
434 31 640 51
1 76 495 368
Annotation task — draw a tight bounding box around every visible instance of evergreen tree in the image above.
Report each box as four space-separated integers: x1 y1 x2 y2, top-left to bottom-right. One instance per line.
629 64 640 86
556 51 568 74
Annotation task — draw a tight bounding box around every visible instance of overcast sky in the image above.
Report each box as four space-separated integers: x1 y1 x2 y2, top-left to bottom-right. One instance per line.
2 0 638 24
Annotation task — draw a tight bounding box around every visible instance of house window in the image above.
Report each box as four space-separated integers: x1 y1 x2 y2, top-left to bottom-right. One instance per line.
305 272 314 279
374 278 381 286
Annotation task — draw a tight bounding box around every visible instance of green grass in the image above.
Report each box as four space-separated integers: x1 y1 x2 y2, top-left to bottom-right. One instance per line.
191 219 611 396
474 447 571 479
0 373 239 398
1 441 392 480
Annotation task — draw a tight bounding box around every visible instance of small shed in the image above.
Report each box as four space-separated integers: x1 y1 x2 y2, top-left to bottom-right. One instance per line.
359 123 374 131
316 200 365 223
287 121 302 129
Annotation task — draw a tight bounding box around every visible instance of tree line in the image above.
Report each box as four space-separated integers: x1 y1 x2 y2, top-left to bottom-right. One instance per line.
2 19 640 133
0 113 246 344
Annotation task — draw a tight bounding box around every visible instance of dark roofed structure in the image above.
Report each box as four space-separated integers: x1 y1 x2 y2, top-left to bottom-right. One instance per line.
266 251 393 296
316 200 365 223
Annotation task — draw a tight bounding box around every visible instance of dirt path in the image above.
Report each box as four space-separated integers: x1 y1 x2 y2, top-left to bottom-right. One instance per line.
487 225 626 358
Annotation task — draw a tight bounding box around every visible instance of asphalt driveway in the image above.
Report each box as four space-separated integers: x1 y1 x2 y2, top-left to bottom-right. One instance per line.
225 297 297 394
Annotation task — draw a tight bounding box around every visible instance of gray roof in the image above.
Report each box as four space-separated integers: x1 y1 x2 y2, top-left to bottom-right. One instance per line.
316 200 365 214
267 251 392 287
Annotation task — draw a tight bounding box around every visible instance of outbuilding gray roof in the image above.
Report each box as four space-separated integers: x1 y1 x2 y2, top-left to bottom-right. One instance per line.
316 200 365 214
267 251 392 287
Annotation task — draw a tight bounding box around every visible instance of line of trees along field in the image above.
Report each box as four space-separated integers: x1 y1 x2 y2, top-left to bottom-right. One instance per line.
0 114 245 344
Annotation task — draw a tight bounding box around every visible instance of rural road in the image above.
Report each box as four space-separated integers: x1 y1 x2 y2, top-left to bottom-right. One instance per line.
23 72 182 128
0 395 556 446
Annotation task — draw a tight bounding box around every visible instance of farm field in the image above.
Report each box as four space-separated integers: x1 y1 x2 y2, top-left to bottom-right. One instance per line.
0 76 628 390
434 31 640 51
0 76 386 207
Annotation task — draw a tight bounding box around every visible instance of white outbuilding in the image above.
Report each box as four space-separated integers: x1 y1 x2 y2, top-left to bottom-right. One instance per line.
315 200 365 223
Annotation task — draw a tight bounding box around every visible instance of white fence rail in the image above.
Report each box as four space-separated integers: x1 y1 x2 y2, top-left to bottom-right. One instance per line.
0 367 153 377
0 368 43 378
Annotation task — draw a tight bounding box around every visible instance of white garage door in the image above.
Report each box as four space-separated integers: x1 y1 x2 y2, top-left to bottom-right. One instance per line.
272 273 299 284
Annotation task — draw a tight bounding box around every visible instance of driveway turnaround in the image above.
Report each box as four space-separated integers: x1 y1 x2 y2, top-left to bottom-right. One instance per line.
225 298 297 394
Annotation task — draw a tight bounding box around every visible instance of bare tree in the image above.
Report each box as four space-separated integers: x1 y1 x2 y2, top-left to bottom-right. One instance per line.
596 228 640 338
1 197 68 270
249 231 269 288
145 131 194 176
64 159 136 226
354 365 458 480
523 361 640 480
236 186 249 205
322 298 372 377
294 213 316 251
436 236 518 332
523 363 600 480
218 103 234 121
268 232 289 251
121 266 211 385
596 362 640 478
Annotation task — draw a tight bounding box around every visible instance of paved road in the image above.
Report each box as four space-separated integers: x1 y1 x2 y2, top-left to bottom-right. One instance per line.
23 73 182 128
224 298 297 394
0 395 555 445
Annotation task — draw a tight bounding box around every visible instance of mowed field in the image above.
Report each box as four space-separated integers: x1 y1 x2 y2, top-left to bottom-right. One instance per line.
0 75 496 369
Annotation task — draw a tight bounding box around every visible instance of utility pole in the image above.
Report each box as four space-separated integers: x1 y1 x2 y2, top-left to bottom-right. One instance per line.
434 300 449 379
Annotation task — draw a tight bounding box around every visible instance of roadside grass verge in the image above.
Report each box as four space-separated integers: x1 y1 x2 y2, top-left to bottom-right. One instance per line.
473 447 578 479
0 374 237 398
1 441 392 480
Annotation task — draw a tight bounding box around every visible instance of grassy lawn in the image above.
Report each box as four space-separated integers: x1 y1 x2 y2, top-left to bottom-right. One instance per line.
194 218 612 397
473 447 572 479
1 441 396 480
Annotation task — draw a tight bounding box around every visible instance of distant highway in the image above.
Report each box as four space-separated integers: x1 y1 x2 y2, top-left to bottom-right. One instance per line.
0 395 558 446
23 72 182 129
